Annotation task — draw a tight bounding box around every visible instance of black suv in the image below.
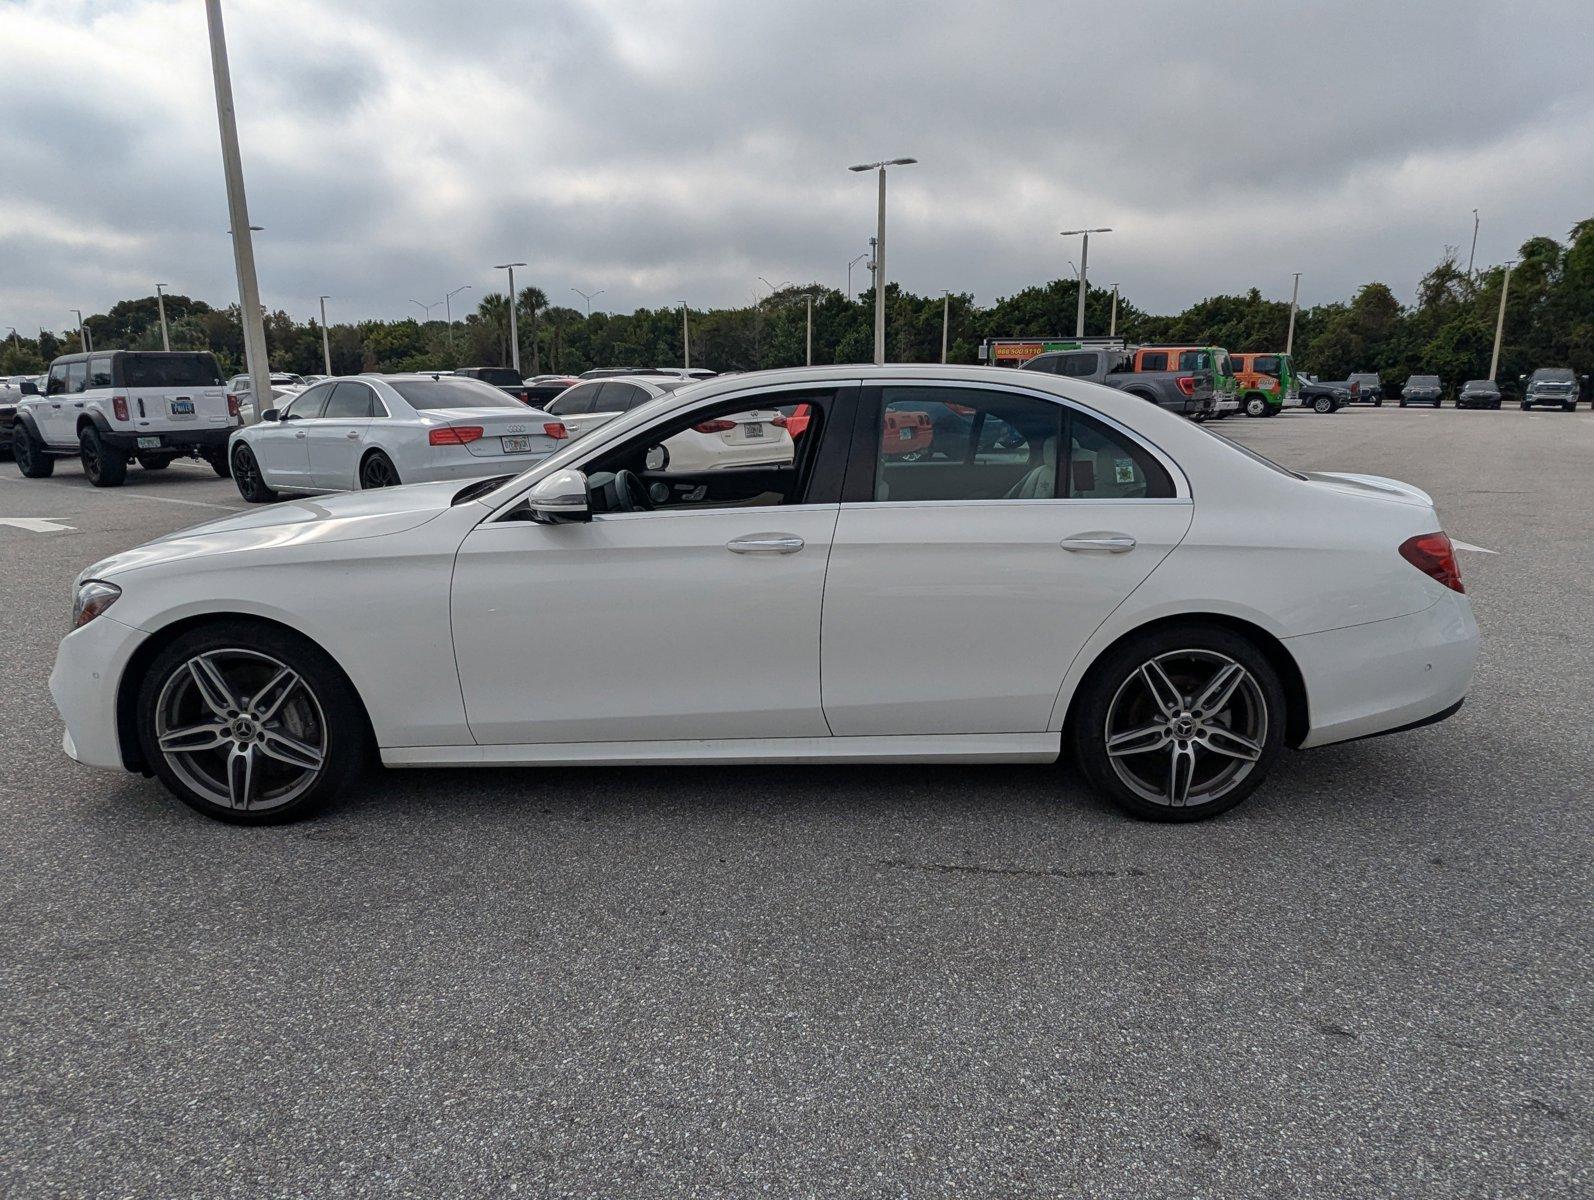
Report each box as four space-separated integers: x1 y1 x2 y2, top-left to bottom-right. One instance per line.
1399 375 1443 408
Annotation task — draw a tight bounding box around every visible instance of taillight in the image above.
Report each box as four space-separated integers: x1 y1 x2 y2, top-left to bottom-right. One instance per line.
517 390 531 404
1175 375 1196 397
693 418 736 433
429 425 484 445
542 422 568 440
1399 532 1464 593
226 393 241 418
111 396 129 421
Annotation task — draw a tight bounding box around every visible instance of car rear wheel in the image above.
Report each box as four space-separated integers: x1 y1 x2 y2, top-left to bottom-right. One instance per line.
231 443 277 503
1070 624 1286 822
205 449 232 478
359 451 400 489
136 623 369 824
80 427 127 487
13 425 54 477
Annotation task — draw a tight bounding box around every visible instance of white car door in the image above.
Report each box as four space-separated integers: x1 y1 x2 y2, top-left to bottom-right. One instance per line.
305 381 374 490
547 381 624 439
253 382 330 488
37 362 75 445
819 383 1194 736
450 386 854 745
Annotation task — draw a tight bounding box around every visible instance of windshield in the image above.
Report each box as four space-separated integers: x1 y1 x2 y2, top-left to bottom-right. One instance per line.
1531 368 1575 382
1462 380 1496 391
1408 376 1440 386
389 379 525 410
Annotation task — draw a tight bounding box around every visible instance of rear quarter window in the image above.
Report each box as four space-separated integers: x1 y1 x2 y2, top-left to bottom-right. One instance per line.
389 379 523 410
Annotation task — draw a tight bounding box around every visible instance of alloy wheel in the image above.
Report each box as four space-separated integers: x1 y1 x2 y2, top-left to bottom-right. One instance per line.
1103 649 1267 808
154 648 328 813
361 455 398 488
233 446 264 498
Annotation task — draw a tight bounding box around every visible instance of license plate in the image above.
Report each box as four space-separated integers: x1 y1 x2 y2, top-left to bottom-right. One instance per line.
137 436 162 449
170 399 194 415
744 422 762 438
500 435 533 453
899 427 914 441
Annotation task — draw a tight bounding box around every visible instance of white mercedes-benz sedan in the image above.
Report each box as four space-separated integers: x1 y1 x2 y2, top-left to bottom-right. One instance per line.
227 373 568 501
50 365 1479 825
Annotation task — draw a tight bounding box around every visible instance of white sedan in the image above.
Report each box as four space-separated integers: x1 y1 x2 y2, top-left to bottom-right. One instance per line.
226 373 567 501
51 365 1478 825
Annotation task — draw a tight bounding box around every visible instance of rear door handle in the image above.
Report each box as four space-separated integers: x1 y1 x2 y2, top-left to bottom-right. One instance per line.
294 431 307 439
345 430 360 439
1060 534 1136 553
727 534 805 555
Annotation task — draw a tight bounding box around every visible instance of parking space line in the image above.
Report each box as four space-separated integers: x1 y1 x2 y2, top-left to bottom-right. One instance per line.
0 517 76 533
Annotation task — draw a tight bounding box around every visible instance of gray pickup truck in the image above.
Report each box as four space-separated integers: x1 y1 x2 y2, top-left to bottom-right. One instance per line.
1020 347 1221 419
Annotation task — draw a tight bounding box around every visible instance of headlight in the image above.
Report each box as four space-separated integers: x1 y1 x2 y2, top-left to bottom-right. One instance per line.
72 579 121 628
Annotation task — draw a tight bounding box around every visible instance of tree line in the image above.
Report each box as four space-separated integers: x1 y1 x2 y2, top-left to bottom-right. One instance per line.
5 217 1589 394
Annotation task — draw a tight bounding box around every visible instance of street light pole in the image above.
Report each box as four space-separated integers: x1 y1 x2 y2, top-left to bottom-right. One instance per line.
1109 284 1120 338
318 294 332 375
571 287 603 319
1467 209 1480 279
444 284 472 355
205 0 271 423
847 253 868 298
72 308 92 353
408 299 439 321
1285 272 1301 356
155 283 171 351
1488 260 1515 382
679 301 690 369
940 290 950 364
494 263 526 373
1060 227 1111 338
806 295 816 366
850 158 917 365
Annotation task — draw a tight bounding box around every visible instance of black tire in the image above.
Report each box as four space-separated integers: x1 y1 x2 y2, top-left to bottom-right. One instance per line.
359 451 400 489
206 449 232 479
1520 401 1530 410
135 621 370 825
79 426 127 487
1398 399 1407 408
1069 623 1287 823
1312 396 1333 414
137 455 173 470
1374 399 1383 407
12 424 55 477
1434 399 1443 408
1563 402 1576 412
1492 401 1501 409
231 443 277 503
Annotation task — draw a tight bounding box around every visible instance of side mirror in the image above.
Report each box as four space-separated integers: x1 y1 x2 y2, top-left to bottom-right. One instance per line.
525 468 591 524
260 408 280 423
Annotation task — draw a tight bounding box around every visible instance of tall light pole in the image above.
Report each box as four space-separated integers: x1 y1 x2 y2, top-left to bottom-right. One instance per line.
847 253 868 298
678 300 691 369
805 294 816 366
72 309 92 352
1060 227 1111 338
1467 209 1480 279
155 283 171 351
1108 283 1120 339
757 277 792 303
444 284 472 355
318 295 332 375
408 298 440 321
940 290 951 364
205 0 270 423
1488 260 1515 382
494 262 526 372
571 287 603 319
850 158 917 364
1285 272 1301 356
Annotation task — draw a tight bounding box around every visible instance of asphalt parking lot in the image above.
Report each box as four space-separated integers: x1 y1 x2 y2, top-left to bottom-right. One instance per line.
2 407 1590 1198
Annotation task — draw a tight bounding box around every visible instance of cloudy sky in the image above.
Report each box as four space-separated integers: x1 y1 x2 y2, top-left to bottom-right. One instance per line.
3 0 1593 335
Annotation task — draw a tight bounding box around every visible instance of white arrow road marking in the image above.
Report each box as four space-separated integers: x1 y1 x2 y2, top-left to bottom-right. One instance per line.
1451 539 1497 554
0 517 76 533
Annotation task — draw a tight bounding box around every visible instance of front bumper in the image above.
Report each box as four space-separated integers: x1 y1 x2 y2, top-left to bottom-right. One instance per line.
1212 395 1241 413
1287 591 1479 749
49 613 150 771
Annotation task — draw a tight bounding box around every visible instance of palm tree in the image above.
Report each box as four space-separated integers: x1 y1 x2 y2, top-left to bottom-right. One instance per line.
518 284 547 374
475 292 509 364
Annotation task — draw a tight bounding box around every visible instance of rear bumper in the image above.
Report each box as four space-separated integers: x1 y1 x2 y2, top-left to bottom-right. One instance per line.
101 426 235 453
410 452 554 483
1288 592 1479 749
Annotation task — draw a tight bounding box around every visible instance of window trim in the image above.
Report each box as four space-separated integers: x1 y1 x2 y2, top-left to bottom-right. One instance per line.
842 378 1189 505
324 380 376 420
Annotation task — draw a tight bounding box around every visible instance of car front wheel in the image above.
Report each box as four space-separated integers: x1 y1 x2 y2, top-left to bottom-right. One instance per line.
231 443 277 503
1244 395 1268 418
136 622 369 824
1070 625 1286 822
1312 396 1333 414
12 425 54 477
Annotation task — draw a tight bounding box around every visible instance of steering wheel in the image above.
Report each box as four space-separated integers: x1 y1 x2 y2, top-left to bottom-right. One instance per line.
611 469 651 513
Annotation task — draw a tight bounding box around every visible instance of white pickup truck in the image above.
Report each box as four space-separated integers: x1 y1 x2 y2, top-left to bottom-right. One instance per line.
13 350 237 486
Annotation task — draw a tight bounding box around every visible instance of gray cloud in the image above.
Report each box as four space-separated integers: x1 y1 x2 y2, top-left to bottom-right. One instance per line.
2 0 1592 338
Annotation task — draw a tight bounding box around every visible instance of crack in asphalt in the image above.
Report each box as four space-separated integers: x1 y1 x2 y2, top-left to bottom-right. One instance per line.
878 859 1149 880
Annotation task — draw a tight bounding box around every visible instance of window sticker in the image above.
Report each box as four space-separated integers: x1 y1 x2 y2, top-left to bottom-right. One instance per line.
1114 460 1136 485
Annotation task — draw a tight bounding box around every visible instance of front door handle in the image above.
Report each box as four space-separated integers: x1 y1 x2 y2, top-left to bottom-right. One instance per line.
727 534 805 555
294 431 307 439
1060 533 1136 553
345 430 360 439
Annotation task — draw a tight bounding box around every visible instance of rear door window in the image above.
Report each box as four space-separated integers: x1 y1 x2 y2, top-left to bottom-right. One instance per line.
65 361 88 394
870 387 1063 503
87 356 114 389
1138 351 1168 372
323 381 375 418
1059 353 1097 378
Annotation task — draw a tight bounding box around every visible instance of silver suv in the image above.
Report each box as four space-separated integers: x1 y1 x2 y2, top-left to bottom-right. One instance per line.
1519 367 1584 411
13 351 236 486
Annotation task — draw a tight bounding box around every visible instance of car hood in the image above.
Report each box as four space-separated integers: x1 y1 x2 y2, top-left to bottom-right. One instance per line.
81 480 466 582
1302 471 1434 508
